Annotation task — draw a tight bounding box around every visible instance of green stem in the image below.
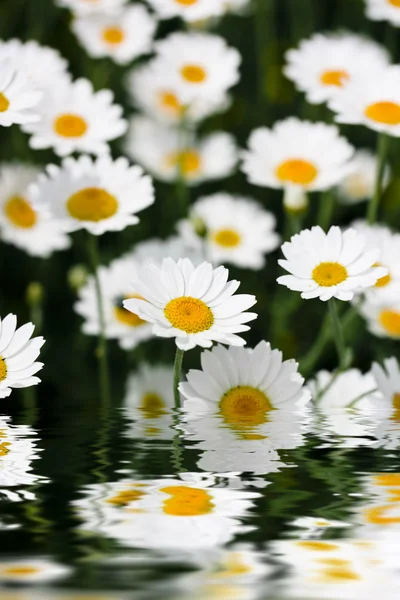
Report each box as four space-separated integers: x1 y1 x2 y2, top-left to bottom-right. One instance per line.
173 348 184 409
318 189 335 231
254 0 267 107
368 133 390 224
328 298 348 370
87 234 110 407
176 114 190 218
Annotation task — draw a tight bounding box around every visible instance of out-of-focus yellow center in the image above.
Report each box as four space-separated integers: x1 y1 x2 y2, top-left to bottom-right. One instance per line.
140 393 167 419
0 93 10 112
317 558 352 567
2 566 41 576
0 357 7 382
106 488 146 506
214 553 252 578
54 113 88 138
276 159 318 186
318 566 361 582
374 473 400 487
67 187 118 222
296 541 340 551
364 504 400 525
379 309 400 336
180 64 207 83
167 150 202 176
102 26 125 45
388 0 400 7
365 101 400 125
219 386 273 430
213 228 241 248
312 262 348 287
159 91 183 114
320 69 349 87
164 296 214 334
374 262 391 287
5 196 37 229
114 295 147 328
161 485 215 516
175 0 198 5
0 430 10 457
391 393 400 422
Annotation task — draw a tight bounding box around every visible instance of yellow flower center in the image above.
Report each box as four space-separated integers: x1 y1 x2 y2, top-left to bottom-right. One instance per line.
159 91 183 114
2 566 41 576
167 150 202 176
365 101 400 125
364 504 400 525
0 93 10 112
389 0 400 7
320 69 349 87
0 430 10 458
391 393 400 422
318 558 352 567
180 64 207 83
54 113 88 138
106 488 146 506
276 159 318 186
114 295 147 328
102 26 125 45
66 187 118 222
4 196 37 229
379 309 400 336
312 262 348 287
319 567 361 582
175 0 198 4
296 541 340 551
139 393 167 419
213 228 241 248
160 485 215 516
219 386 273 431
374 473 400 487
214 553 252 578
164 296 214 334
374 262 391 287
0 357 7 382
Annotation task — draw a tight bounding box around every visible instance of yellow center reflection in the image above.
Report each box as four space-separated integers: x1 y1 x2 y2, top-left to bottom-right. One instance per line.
139 392 167 418
161 485 215 516
219 386 273 432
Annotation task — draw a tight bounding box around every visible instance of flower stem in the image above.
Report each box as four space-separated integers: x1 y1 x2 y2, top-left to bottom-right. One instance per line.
173 348 184 409
328 298 348 370
176 113 190 218
368 133 390 224
87 234 110 407
317 189 335 231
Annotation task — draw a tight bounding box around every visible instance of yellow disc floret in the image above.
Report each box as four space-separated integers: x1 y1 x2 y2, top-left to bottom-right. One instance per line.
312 262 348 287
0 93 10 113
67 187 118 222
164 296 214 334
213 229 241 248
160 485 215 516
276 159 318 186
54 113 88 138
320 69 349 87
365 101 400 126
219 386 273 430
379 309 400 336
180 64 207 83
5 196 37 229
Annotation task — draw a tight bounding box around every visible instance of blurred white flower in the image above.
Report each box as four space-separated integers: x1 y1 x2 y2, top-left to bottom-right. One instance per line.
132 235 205 266
0 559 70 584
338 150 390 204
29 155 154 236
290 516 351 536
360 298 400 338
242 118 354 192
177 193 280 270
0 62 41 127
370 357 400 421
146 0 227 22
365 0 400 25
22 78 127 156
57 0 128 15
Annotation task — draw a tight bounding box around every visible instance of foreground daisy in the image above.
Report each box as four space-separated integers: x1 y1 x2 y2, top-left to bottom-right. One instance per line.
56 0 128 15
0 62 41 127
365 0 400 25
29 155 154 236
0 163 70 258
0 314 44 399
361 299 400 339
126 116 237 185
241 118 354 193
177 193 280 270
146 0 226 22
123 258 257 351
22 78 127 156
72 4 156 65
284 33 389 105
277 226 387 301
338 149 390 205
0 559 70 583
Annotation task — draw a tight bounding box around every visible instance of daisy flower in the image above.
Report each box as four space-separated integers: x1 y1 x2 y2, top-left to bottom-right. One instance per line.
0 416 46 488
154 32 241 104
146 0 226 22
360 298 400 338
365 0 400 25
0 559 71 584
0 164 70 258
126 61 230 125
22 78 127 157
241 118 354 192
338 149 390 205
56 0 128 15
284 33 389 105
0 314 44 399
370 357 400 422
290 516 351 536
29 155 154 236
330 65 400 136
177 193 280 270
125 116 237 185
123 258 257 351
0 62 41 127
277 226 387 302
72 5 156 65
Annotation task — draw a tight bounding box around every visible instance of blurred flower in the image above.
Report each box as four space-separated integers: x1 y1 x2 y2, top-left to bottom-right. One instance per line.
0 314 44 399
72 5 156 65
56 0 128 15
0 416 46 488
177 193 280 270
284 33 389 105
132 235 205 266
125 116 237 185
370 357 400 420
0 559 70 584
222 0 251 14
241 118 354 192
67 264 88 291
290 516 351 536
153 32 241 104
146 0 226 22
338 149 390 204
123 258 257 350
360 298 400 338
0 164 70 258
29 155 154 235
365 0 400 25
330 64 400 136
0 62 42 127
277 226 387 301
22 78 127 156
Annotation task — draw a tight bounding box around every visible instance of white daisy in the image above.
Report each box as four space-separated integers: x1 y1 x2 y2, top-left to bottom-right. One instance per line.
0 164 70 258
277 225 387 302
330 64 400 136
177 193 280 270
284 33 390 105
56 0 128 15
22 78 127 157
123 258 257 351
126 60 230 125
125 116 238 185
360 298 400 338
0 62 41 127
241 118 354 192
365 0 400 25
146 0 226 22
72 5 156 65
0 559 71 584
0 416 46 488
338 149 390 204
370 358 400 421
29 155 154 236
0 314 44 399
154 32 241 104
